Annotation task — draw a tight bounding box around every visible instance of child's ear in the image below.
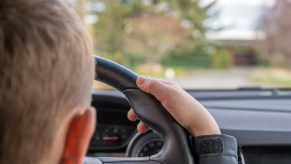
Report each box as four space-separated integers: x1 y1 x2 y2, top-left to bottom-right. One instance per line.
60 107 96 164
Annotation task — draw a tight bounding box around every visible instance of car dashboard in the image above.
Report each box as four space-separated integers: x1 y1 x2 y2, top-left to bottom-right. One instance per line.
87 89 291 164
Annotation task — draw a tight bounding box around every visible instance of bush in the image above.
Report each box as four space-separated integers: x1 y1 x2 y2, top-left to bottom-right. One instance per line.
161 53 213 68
211 49 233 69
162 49 233 69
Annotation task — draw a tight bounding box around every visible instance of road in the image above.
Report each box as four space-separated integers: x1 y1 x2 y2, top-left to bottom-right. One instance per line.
170 68 265 89
95 67 273 90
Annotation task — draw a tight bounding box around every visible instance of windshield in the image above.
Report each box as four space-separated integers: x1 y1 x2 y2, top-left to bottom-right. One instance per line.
71 0 291 89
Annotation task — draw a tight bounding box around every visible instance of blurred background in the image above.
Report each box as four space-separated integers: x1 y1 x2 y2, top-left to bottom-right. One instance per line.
69 0 291 89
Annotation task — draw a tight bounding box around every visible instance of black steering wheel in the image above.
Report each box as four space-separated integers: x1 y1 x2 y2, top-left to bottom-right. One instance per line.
84 57 194 164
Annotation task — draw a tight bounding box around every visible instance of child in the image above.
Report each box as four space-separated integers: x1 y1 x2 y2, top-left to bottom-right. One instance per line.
0 0 237 163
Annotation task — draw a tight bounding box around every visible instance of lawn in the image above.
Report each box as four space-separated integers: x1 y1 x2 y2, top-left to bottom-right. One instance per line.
251 67 291 88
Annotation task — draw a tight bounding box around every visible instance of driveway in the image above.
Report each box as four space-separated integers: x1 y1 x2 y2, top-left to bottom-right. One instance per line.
170 68 264 89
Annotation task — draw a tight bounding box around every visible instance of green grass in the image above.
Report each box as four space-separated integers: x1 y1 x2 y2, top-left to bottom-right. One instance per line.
251 67 291 88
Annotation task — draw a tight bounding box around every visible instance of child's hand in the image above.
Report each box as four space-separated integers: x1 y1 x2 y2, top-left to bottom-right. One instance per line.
127 76 221 137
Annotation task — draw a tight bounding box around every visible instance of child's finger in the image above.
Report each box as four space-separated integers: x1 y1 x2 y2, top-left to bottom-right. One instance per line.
127 109 150 133
127 109 138 121
159 80 177 87
136 76 172 102
137 122 149 133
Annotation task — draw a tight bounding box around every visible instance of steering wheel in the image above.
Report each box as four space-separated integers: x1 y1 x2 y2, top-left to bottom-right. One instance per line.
84 57 194 164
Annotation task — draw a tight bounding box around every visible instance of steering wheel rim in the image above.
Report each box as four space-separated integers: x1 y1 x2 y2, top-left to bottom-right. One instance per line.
85 56 194 164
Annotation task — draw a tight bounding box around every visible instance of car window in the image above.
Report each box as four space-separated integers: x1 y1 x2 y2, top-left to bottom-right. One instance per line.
70 0 291 89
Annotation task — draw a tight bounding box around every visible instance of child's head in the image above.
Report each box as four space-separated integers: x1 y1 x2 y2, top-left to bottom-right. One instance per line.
0 0 95 163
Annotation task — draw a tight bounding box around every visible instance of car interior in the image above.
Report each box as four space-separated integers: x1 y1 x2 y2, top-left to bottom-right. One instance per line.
79 0 291 164
3 0 289 163
84 57 291 164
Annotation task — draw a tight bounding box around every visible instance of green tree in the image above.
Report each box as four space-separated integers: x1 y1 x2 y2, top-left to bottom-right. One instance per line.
170 0 218 33
93 1 131 57
90 0 218 65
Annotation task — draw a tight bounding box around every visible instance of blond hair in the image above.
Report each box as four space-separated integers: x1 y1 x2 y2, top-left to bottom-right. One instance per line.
0 0 94 163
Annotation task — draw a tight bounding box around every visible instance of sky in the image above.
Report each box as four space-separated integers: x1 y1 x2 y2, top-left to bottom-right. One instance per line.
205 0 275 40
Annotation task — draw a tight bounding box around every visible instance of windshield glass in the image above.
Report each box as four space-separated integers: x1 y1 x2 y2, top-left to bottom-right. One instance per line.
71 0 291 89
